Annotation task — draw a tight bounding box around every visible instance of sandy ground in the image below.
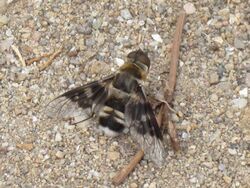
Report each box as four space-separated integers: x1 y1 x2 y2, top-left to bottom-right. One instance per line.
0 0 249 187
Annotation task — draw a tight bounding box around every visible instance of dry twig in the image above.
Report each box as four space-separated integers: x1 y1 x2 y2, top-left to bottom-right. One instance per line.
11 45 26 67
26 53 53 65
161 12 186 152
165 12 186 102
39 48 63 71
112 150 144 185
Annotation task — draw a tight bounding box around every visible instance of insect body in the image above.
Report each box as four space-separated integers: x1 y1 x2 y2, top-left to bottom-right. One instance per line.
47 49 165 166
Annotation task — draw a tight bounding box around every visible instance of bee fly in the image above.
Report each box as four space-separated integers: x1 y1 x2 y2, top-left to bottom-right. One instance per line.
47 49 165 166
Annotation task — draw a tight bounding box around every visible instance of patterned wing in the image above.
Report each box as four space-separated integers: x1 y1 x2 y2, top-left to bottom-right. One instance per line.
125 83 165 166
45 75 114 123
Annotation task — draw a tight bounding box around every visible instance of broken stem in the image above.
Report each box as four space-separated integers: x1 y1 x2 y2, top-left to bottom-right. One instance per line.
112 150 144 185
165 12 186 102
11 45 26 67
39 48 63 71
26 53 53 65
161 12 186 152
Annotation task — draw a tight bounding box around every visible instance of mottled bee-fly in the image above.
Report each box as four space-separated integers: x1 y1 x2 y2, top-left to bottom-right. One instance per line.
47 49 165 166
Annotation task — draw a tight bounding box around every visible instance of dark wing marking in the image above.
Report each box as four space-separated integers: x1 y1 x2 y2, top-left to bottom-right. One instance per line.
125 83 165 166
45 75 114 123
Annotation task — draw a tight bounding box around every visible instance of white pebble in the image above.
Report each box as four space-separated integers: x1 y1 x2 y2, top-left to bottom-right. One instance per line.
120 9 132 20
32 116 38 122
231 98 248 109
55 132 62 142
0 15 8 26
182 132 189 139
151 34 163 43
239 88 248 98
114 58 124 67
228 148 237 155
55 151 64 159
210 94 219 102
181 120 190 126
183 3 196 14
189 176 198 183
2 142 8 147
218 163 225 171
213 36 224 44
149 182 157 188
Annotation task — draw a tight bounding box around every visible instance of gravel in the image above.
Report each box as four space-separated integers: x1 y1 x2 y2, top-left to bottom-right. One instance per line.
0 0 249 187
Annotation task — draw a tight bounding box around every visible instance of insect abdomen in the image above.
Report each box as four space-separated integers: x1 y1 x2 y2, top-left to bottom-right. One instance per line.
98 96 126 136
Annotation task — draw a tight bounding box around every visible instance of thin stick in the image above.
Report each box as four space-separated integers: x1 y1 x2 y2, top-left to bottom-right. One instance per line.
26 53 52 65
11 45 26 67
167 121 180 151
165 12 186 102
112 150 144 185
162 12 185 151
39 48 63 71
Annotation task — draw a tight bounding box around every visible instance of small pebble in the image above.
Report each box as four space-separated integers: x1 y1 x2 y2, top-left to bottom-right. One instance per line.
210 94 219 102
55 151 64 159
0 72 4 80
55 132 62 142
188 145 196 154
107 151 120 161
203 162 213 168
223 175 232 184
209 72 220 85
114 58 124 67
239 88 248 98
181 120 190 126
85 38 95 47
130 182 138 188
228 148 237 155
151 34 163 43
234 37 245 49
231 98 248 109
218 163 225 171
213 36 224 44
183 3 196 14
92 18 102 30
182 132 189 139
218 8 230 17
226 111 234 118
120 9 132 20
171 113 179 122
16 72 27 82
68 47 79 57
149 182 157 188
189 176 198 183
209 129 221 143
88 169 100 179
0 15 8 27
225 63 234 72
